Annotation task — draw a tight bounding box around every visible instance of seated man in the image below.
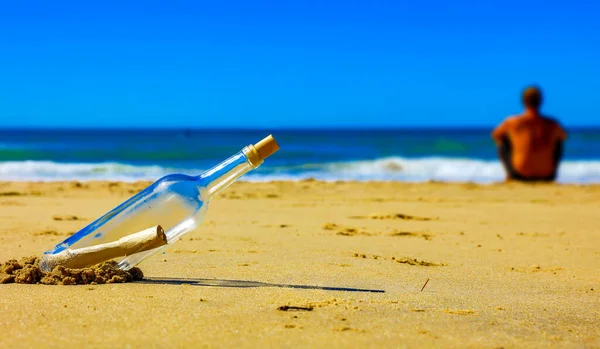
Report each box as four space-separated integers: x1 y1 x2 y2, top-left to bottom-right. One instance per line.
492 86 567 182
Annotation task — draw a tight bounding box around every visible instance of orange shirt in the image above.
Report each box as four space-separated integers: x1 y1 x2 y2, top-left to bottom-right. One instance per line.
492 113 567 178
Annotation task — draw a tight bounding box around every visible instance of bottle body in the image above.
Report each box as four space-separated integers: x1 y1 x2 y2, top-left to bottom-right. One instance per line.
39 146 262 272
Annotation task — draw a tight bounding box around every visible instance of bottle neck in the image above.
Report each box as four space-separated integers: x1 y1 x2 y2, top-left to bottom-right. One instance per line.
199 146 261 200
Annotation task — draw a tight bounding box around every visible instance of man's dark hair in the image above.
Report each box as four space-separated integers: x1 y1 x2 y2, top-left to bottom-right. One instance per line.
522 86 543 109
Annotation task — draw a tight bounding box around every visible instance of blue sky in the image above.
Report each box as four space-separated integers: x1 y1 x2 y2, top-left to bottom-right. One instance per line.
0 1 598 128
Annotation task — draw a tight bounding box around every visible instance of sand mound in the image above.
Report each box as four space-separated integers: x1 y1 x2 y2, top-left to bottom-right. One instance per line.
0 256 144 285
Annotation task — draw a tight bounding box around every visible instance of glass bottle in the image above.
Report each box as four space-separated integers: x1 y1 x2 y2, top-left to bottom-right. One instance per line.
39 135 280 272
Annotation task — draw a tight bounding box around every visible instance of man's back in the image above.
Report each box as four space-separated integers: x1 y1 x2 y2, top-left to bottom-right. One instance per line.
492 113 567 179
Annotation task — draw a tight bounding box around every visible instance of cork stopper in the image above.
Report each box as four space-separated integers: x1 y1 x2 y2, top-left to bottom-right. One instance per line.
254 134 280 161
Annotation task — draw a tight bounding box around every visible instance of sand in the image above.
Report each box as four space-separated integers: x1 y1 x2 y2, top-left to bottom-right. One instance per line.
0 180 598 348
0 257 144 285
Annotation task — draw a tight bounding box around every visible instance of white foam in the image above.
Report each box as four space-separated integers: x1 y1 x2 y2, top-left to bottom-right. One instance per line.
0 161 170 182
316 156 600 183
320 157 504 182
2 158 600 183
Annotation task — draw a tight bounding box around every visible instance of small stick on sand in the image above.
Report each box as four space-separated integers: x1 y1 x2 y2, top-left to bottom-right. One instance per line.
420 278 430 292
41 225 167 271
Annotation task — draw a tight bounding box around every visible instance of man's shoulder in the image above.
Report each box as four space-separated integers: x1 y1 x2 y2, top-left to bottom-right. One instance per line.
509 113 562 126
501 114 522 126
541 115 564 127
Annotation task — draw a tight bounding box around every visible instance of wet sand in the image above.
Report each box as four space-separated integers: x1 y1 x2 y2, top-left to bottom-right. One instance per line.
0 180 599 348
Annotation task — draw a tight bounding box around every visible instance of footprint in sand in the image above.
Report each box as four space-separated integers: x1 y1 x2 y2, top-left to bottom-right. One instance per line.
323 223 373 236
33 230 71 236
350 213 436 221
0 191 23 197
389 231 433 240
337 228 373 236
392 257 443 267
351 253 444 266
71 182 89 189
510 265 563 274
284 324 303 329
277 305 314 312
52 215 84 221
334 327 366 333
323 223 339 230
324 223 431 238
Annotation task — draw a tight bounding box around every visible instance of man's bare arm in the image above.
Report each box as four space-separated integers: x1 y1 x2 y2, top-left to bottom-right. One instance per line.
557 124 567 141
491 120 508 144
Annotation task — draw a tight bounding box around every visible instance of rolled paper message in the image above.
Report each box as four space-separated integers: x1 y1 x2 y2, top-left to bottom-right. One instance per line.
41 225 167 271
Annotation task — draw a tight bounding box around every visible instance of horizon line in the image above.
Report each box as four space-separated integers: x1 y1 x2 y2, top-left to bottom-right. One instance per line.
1 125 599 131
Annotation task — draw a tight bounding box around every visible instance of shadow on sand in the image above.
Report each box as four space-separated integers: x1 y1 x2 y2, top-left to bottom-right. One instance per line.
138 277 385 293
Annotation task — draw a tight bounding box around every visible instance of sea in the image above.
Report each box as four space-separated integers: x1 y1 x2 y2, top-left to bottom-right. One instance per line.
1 128 600 184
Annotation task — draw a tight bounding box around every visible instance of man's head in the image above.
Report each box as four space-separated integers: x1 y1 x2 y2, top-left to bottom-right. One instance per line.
522 85 543 110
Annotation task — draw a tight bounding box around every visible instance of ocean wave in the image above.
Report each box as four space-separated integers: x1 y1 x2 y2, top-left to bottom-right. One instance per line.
0 161 170 182
2 158 600 183
317 157 600 183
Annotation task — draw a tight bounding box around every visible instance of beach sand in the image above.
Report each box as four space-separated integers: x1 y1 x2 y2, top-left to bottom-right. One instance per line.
0 180 598 348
